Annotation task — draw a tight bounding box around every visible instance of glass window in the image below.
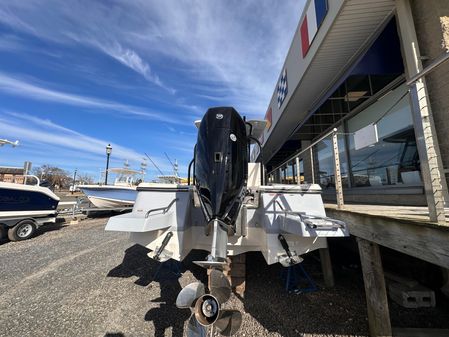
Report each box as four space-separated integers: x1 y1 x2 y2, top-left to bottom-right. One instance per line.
286 163 294 184
314 126 349 189
346 84 420 187
281 166 287 184
291 161 297 184
298 159 304 183
345 75 371 111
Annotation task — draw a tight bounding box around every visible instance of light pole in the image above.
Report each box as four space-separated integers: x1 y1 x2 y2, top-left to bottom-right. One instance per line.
71 168 77 194
105 144 112 185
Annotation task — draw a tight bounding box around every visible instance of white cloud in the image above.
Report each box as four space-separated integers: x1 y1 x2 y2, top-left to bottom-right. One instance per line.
0 1 304 176
0 0 304 118
0 111 142 161
100 42 176 94
0 6 38 35
0 72 185 124
0 111 174 176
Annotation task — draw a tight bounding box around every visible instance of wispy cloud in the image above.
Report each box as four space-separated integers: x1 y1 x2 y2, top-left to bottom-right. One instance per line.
0 111 142 161
0 72 184 124
0 34 24 51
0 110 174 176
0 6 38 36
100 42 176 94
0 1 304 118
0 1 303 176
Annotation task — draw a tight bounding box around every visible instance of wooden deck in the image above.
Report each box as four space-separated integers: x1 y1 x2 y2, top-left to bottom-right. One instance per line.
325 203 449 226
324 203 449 269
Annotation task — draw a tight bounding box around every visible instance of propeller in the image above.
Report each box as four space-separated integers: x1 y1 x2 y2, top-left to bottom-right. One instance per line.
176 269 242 336
176 282 205 308
187 315 207 337
209 269 231 304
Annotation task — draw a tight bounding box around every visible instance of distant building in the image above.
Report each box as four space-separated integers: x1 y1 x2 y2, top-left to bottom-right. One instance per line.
0 166 25 184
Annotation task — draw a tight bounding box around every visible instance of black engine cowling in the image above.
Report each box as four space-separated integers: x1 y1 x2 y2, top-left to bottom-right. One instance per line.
194 107 248 227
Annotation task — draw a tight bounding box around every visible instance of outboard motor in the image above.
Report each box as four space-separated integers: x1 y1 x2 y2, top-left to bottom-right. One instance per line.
177 107 247 336
195 107 248 233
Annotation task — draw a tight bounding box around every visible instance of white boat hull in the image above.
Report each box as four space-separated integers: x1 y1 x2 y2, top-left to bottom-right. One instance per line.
86 196 134 208
79 185 137 208
106 183 349 265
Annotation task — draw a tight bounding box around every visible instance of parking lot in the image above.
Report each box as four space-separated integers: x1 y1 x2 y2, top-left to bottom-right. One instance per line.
1 218 448 337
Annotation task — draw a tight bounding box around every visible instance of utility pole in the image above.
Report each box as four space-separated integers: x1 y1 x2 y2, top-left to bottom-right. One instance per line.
71 169 77 194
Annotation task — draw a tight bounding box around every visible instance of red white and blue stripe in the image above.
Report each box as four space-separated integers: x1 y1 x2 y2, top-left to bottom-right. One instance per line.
277 68 288 109
300 0 328 58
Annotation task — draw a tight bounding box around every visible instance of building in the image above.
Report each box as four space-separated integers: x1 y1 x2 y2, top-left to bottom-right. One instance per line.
255 0 449 220
0 166 25 184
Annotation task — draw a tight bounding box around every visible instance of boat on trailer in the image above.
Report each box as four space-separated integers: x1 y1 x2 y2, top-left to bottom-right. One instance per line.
0 175 60 241
106 107 349 336
78 167 142 208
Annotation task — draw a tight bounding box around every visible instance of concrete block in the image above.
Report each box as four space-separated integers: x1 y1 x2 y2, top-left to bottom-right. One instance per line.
388 281 435 308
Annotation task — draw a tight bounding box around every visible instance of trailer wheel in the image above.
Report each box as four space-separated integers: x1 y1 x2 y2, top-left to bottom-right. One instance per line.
8 220 36 241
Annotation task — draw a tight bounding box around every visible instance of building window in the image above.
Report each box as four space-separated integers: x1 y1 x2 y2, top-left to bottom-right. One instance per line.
314 126 349 189
298 159 304 183
346 84 420 187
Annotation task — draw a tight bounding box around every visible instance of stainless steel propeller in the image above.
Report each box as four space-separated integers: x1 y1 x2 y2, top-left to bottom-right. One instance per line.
176 269 242 336
176 282 205 308
214 309 242 336
187 314 207 337
209 269 231 304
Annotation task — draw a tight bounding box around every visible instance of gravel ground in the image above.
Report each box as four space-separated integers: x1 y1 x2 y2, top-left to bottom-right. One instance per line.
0 218 448 337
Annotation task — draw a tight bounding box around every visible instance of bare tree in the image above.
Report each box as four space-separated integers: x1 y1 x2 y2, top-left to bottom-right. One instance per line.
77 173 95 185
33 165 71 189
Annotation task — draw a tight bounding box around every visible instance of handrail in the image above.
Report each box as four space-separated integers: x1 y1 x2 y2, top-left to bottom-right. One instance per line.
269 127 344 209
23 174 40 186
187 158 194 185
274 201 344 229
145 198 178 218
269 128 337 174
406 51 449 85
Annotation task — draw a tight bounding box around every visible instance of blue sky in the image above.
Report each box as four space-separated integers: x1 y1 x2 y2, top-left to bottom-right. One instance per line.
0 0 304 181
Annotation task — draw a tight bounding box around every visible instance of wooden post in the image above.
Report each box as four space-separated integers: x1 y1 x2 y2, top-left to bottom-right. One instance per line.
319 247 335 287
396 0 447 224
219 254 246 298
332 130 344 209
230 254 246 297
357 238 392 337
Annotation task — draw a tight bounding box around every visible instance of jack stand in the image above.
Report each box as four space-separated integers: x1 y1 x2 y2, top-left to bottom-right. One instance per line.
153 259 182 281
281 264 317 294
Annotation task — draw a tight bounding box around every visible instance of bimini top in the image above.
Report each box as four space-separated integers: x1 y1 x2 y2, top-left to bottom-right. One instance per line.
107 168 142 175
